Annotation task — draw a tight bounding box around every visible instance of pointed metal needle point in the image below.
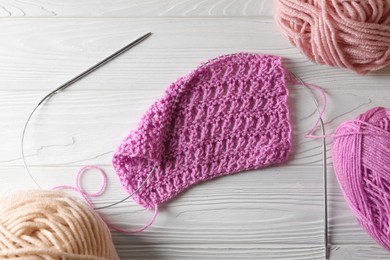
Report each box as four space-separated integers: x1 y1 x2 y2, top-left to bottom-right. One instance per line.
38 32 152 105
22 32 152 190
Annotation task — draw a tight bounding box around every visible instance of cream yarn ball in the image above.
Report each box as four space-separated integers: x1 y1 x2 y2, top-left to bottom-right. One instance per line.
0 190 119 260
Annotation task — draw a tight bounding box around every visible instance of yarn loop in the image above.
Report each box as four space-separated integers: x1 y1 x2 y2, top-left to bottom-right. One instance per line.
275 0 390 74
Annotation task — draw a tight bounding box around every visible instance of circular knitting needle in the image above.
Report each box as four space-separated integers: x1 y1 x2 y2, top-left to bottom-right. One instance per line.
308 89 328 260
21 32 153 203
294 76 328 259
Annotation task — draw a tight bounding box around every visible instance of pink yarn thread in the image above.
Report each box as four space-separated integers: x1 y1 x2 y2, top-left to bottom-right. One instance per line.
284 70 328 139
275 0 390 74
53 165 158 235
332 107 390 251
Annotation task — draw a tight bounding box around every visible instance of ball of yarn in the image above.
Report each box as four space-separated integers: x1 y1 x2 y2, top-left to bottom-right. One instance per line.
332 107 390 250
0 189 119 260
275 0 390 74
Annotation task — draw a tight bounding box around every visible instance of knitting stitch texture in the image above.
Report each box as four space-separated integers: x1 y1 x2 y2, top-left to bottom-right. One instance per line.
113 53 292 209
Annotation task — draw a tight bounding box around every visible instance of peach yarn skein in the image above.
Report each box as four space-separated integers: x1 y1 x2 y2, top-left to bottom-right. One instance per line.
0 190 119 260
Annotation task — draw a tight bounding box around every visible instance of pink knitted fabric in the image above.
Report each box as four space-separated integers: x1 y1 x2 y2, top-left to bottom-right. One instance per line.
113 53 292 209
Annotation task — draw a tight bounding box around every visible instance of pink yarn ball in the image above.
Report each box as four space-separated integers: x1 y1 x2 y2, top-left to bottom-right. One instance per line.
275 0 390 74
332 107 390 250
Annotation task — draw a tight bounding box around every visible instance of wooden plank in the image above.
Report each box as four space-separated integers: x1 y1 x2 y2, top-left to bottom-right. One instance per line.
0 0 273 17
0 18 388 168
112 244 389 260
0 17 388 92
0 166 382 246
0 86 387 167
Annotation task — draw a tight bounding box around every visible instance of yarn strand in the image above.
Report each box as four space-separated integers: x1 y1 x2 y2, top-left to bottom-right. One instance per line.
285 70 329 259
53 165 158 235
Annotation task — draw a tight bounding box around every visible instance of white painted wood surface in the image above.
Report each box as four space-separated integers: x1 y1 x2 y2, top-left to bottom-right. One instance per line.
0 1 389 259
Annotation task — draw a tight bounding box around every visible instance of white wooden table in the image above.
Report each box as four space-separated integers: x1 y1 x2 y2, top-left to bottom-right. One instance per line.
1 1 389 259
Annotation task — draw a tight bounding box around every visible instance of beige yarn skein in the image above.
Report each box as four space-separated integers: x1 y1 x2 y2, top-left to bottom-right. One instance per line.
0 190 119 260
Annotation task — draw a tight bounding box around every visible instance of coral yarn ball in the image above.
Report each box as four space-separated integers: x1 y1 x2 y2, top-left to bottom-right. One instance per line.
275 0 390 74
0 190 119 260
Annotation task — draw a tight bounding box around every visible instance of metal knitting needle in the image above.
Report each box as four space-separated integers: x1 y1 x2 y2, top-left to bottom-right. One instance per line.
21 32 152 190
293 75 328 259
38 32 152 106
317 108 328 259
321 115 328 260
308 87 328 260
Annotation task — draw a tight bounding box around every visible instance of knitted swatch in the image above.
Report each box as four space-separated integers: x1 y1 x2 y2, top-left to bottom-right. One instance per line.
113 53 292 209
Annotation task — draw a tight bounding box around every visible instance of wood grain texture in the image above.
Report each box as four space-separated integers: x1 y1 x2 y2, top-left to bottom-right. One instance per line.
0 18 388 92
0 165 388 259
0 3 389 260
1 87 387 168
111 245 389 260
0 0 273 17
0 166 381 245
